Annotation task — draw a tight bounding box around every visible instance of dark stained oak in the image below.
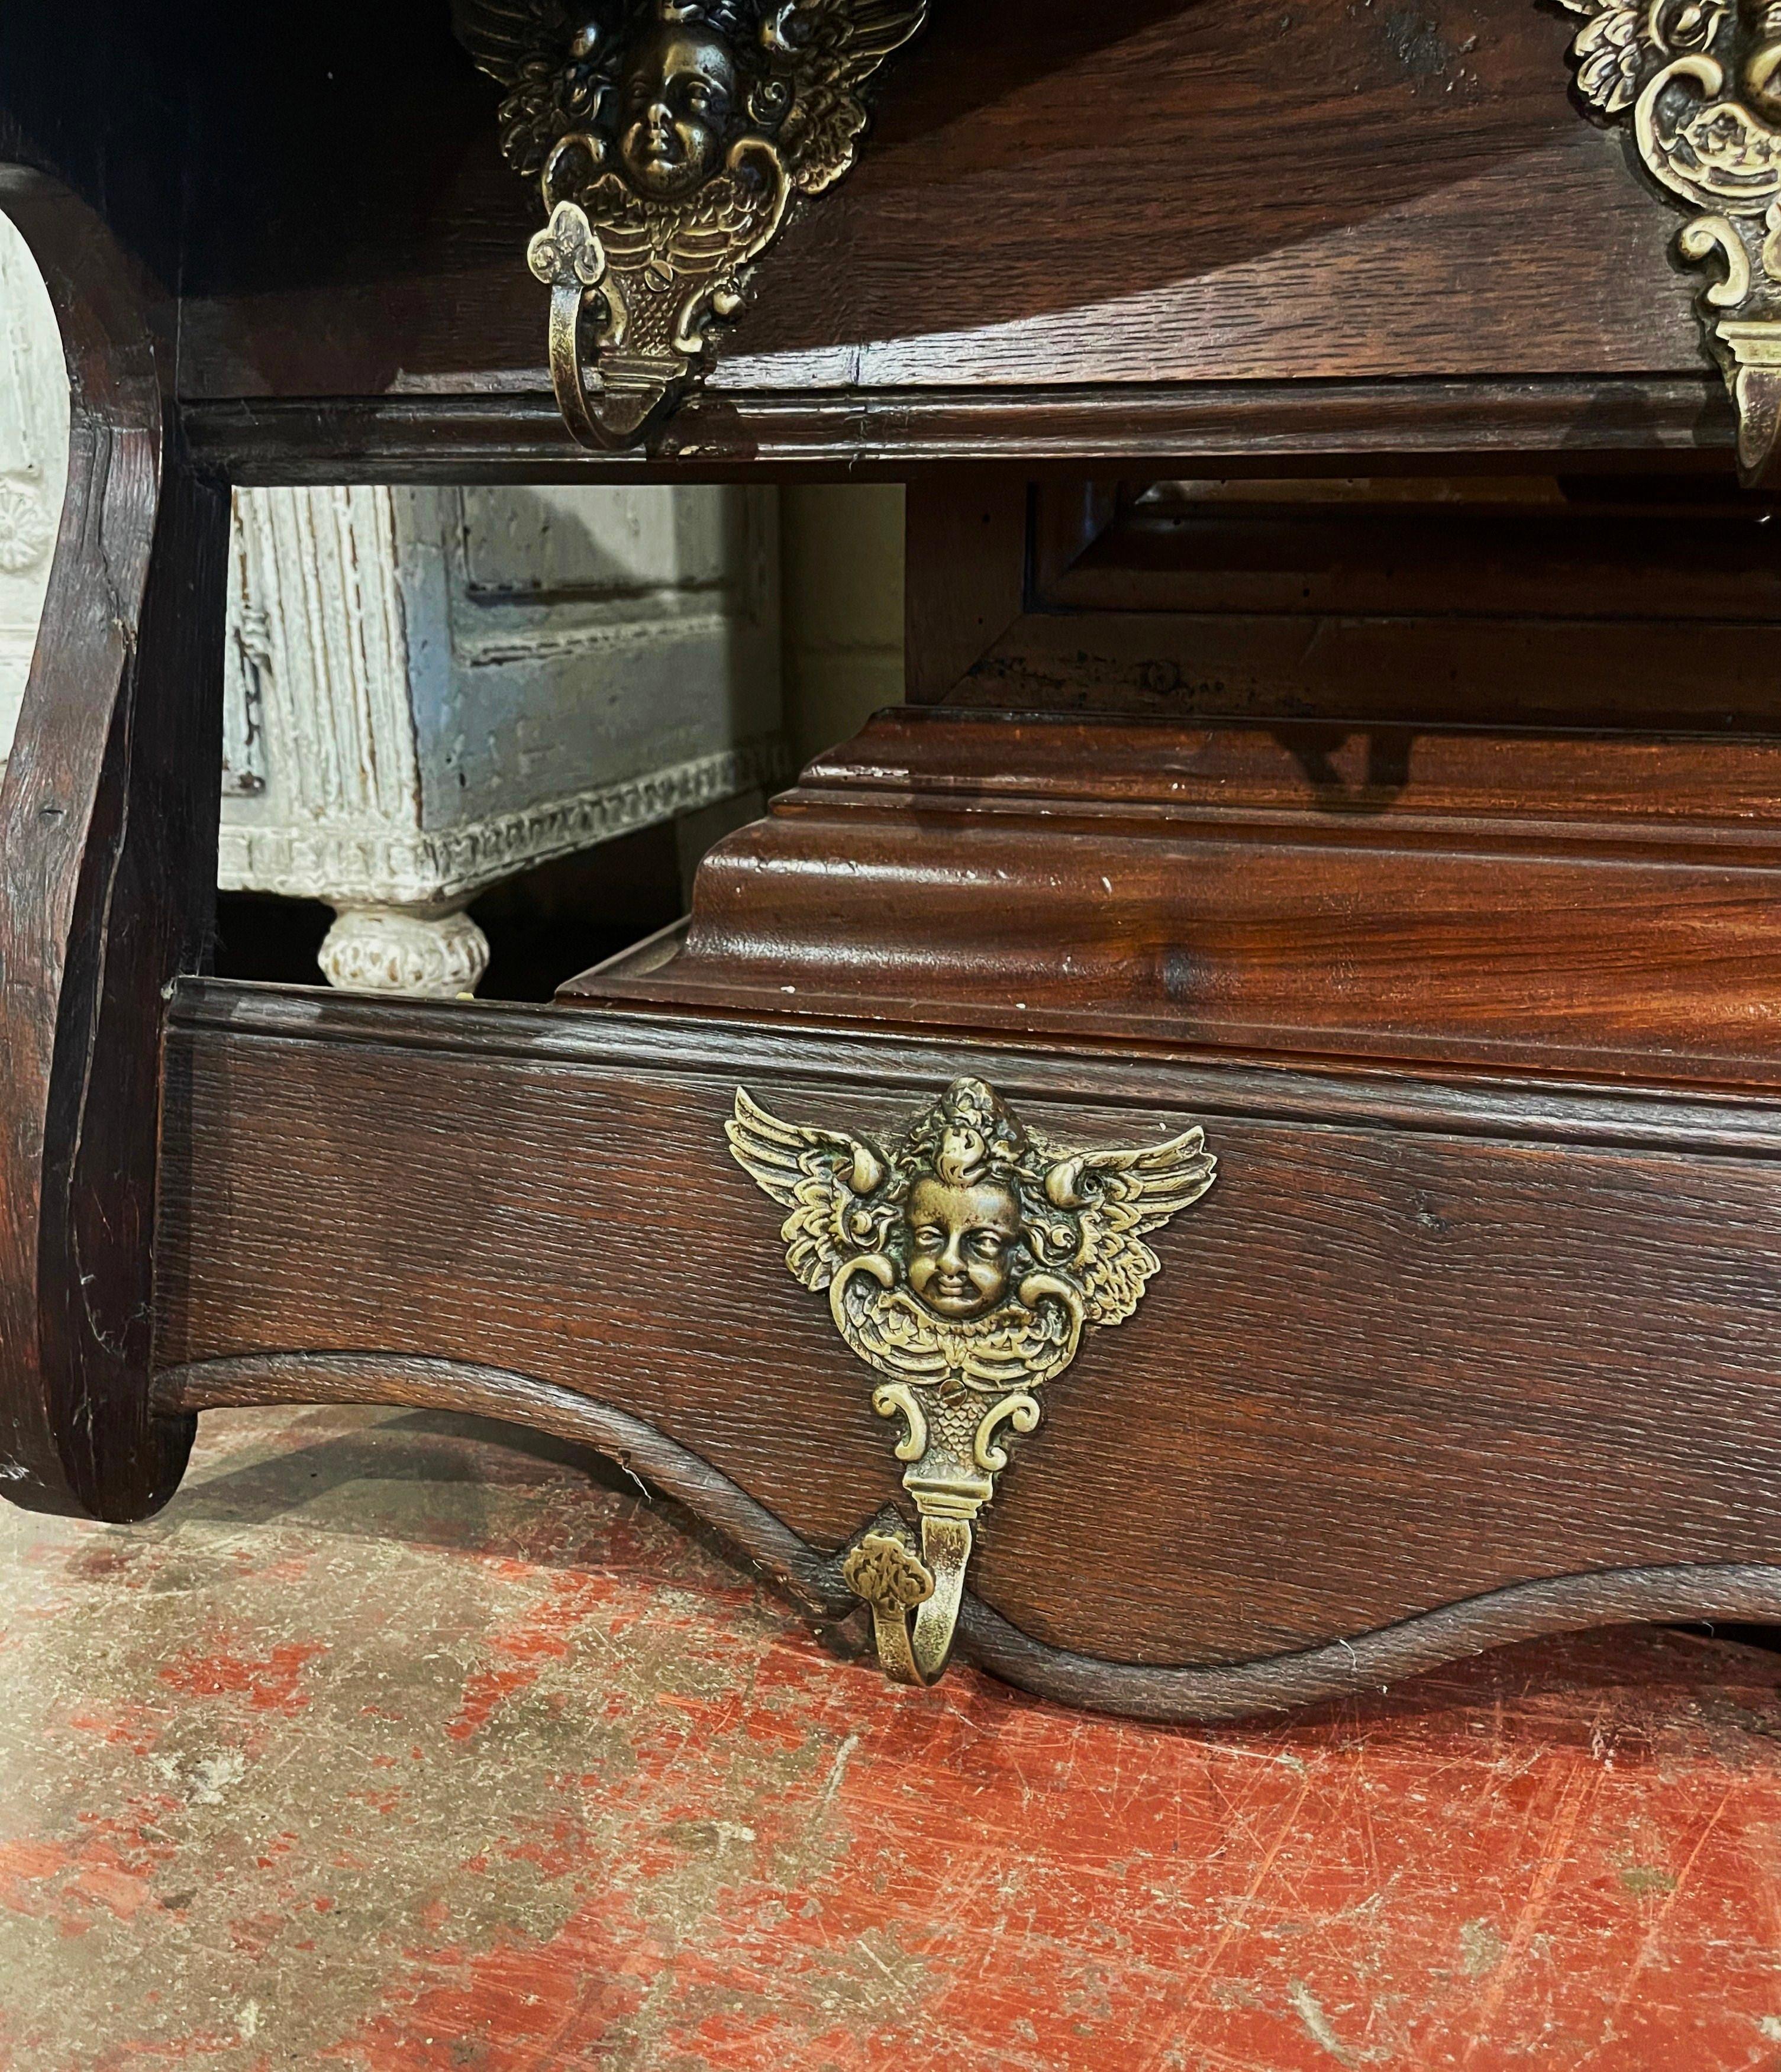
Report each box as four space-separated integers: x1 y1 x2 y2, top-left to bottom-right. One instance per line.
0 0 1748 487
151 1353 862 1622
943 475 1781 731
904 477 1030 702
170 0 1706 405
0 173 228 1521
182 377 1741 484
154 979 1781 1706
147 1355 1781 1723
0 0 1736 480
11 0 1781 1729
0 4 187 296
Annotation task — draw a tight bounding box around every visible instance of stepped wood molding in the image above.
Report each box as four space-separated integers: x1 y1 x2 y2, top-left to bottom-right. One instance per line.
575 706 1781 1085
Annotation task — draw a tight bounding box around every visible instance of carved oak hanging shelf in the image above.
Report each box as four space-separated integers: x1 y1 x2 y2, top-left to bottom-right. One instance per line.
1564 0 1781 484
453 0 926 449
456 0 1781 477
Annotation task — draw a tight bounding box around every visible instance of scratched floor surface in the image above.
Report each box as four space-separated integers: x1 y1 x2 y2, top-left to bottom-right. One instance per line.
2 1404 1780 2071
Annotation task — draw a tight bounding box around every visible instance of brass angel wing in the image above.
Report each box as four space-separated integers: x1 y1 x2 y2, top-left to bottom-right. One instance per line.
453 0 596 176
772 0 928 195
587 167 782 273
727 1087 890 1292
1050 1129 1217 1328
451 0 562 82
1560 0 1663 115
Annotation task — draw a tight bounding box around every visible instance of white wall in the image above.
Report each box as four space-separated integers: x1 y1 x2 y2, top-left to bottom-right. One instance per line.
778 486 906 766
0 209 70 757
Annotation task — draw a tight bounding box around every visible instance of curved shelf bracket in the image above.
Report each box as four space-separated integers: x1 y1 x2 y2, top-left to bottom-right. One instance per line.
152 1350 1781 1726
0 170 229 1522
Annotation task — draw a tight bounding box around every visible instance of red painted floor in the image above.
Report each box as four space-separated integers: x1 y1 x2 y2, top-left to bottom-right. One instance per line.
1 1403 1779 2070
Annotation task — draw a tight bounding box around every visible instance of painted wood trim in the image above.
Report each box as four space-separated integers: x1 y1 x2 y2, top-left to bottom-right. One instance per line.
217 483 788 911
217 736 793 907
0 210 69 754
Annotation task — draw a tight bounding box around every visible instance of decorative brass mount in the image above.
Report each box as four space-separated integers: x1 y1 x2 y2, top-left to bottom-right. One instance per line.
452 0 927 449
729 1079 1218 1686
1565 0 1781 483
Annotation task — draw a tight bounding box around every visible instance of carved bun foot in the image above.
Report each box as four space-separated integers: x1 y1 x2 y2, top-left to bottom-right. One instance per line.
318 905 491 998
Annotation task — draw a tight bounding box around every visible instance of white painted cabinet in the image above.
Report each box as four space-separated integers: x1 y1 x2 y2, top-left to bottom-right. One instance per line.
0 214 786 997
220 483 783 992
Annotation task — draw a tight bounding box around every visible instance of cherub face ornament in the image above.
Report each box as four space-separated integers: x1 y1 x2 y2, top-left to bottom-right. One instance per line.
906 1171 1021 1319
618 21 740 199
728 1077 1217 1686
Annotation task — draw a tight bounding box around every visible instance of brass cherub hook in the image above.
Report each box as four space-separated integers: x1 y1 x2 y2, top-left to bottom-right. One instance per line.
455 0 928 448
728 1078 1217 1686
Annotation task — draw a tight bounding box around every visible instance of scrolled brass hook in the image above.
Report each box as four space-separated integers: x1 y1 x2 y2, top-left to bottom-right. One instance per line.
527 201 621 453
455 0 929 450
728 1077 1218 1687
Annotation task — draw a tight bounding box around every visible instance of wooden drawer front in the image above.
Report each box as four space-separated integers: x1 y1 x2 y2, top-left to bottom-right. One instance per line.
154 982 1781 1718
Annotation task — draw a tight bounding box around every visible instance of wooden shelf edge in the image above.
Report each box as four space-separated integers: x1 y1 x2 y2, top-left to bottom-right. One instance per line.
182 375 1736 485
163 978 1781 1167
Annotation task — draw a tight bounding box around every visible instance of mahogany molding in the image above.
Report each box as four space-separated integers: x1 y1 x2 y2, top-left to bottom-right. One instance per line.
0 173 228 1523
568 708 1781 1086
947 473 1781 737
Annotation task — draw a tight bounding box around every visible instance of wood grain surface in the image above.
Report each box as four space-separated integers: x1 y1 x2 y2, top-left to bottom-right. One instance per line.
147 1351 1781 1722
169 0 1706 405
0 174 227 1522
182 377 1741 483
153 980 1781 1710
2 0 1748 478
941 474 1781 730
572 707 1781 1082
903 479 1029 702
